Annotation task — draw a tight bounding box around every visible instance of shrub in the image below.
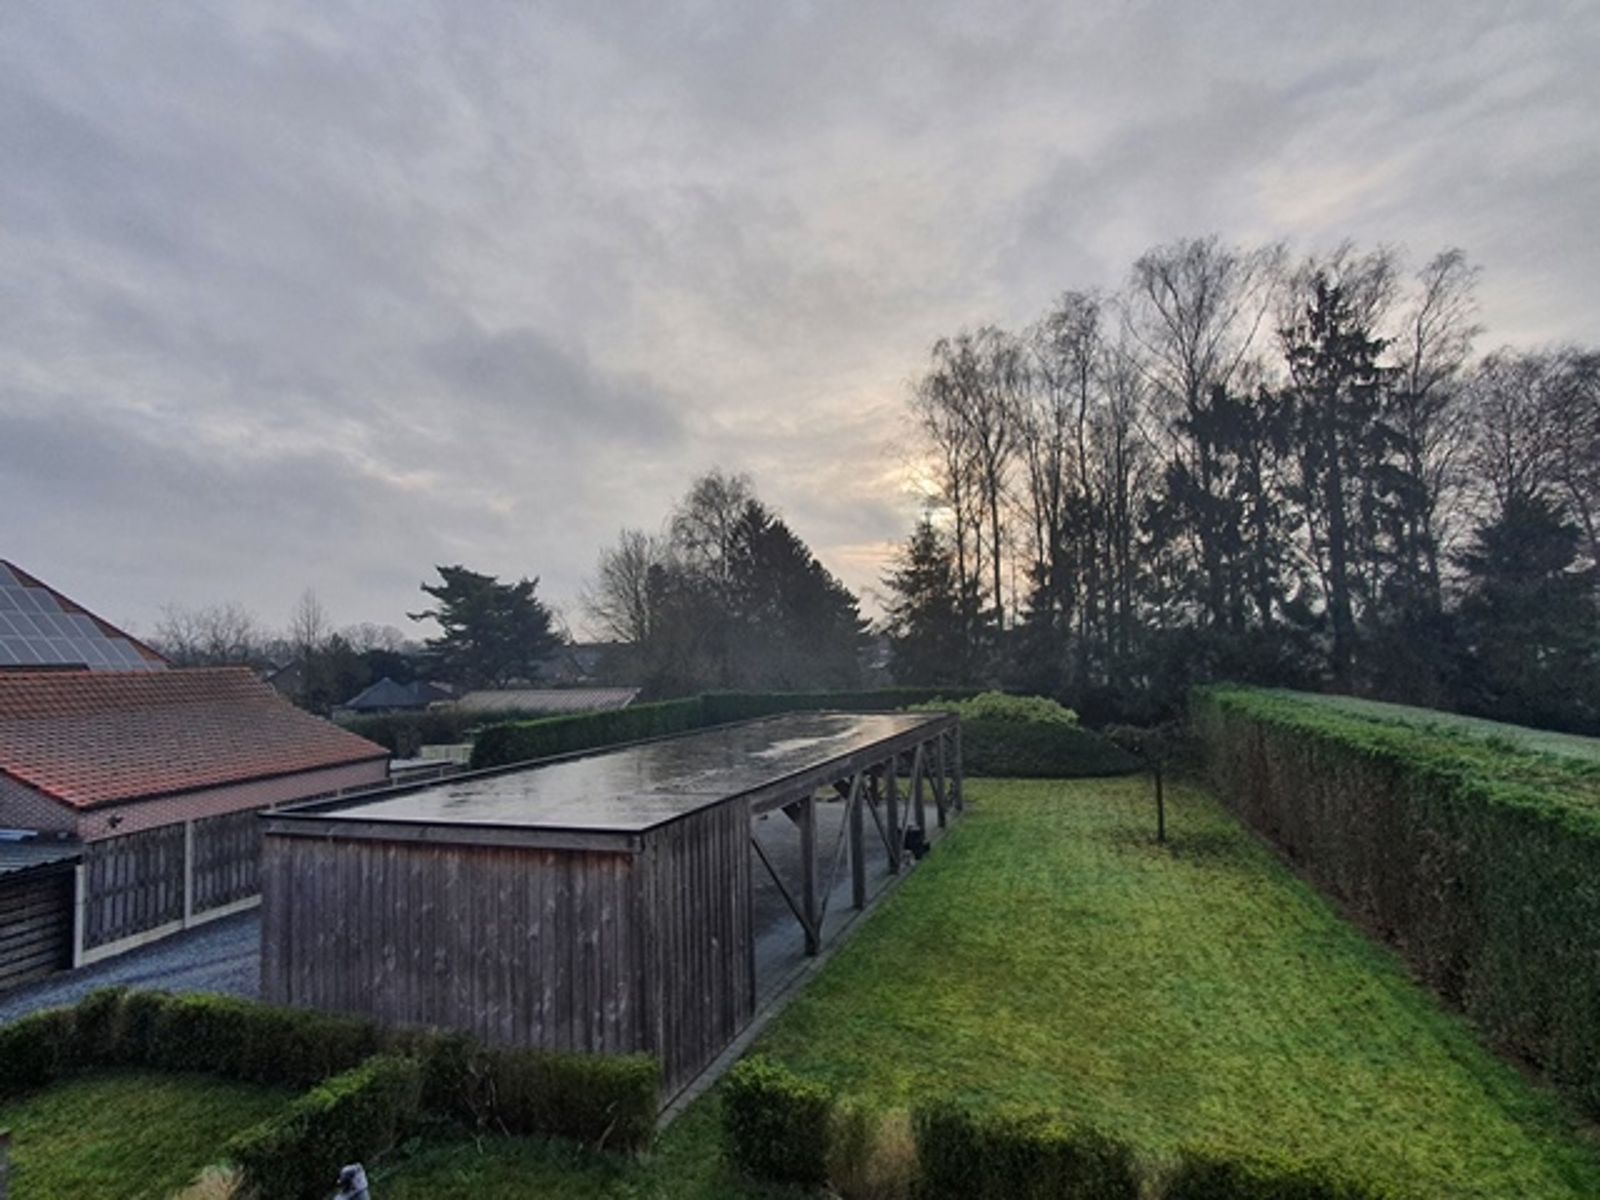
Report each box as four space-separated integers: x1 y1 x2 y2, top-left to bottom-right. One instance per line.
338 709 480 756
0 1007 75 1098
471 697 706 768
81 991 380 1088
828 1102 917 1200
483 1046 658 1153
907 694 1142 779
227 1053 423 1200
1193 685 1600 1116
72 986 128 1063
912 691 1080 726
722 1055 834 1189
1166 1146 1392 1199
913 1101 1138 1200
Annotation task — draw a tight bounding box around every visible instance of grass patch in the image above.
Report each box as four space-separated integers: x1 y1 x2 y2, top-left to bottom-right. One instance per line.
756 777 1600 1199
0 1069 292 1199
370 778 1600 1198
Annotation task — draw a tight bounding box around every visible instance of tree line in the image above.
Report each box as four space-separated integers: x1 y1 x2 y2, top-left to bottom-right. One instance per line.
885 236 1599 731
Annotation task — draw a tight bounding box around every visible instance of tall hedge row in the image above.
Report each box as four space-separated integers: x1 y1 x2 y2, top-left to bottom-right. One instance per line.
1193 686 1600 1115
470 697 706 767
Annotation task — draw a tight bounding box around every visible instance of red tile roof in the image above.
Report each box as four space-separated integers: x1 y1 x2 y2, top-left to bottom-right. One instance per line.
0 668 388 809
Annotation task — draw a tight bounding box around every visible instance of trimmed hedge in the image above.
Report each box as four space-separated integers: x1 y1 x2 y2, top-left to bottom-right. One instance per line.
471 697 706 768
1166 1146 1393 1199
913 1101 1138 1200
700 687 983 725
1193 685 1600 1116
227 1053 423 1200
960 718 1142 778
0 1008 76 1098
722 1055 834 1189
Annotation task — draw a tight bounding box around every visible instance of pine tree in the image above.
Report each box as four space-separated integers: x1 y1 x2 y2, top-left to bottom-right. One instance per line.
883 518 970 685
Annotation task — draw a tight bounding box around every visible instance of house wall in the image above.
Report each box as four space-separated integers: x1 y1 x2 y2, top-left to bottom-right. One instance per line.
0 775 75 834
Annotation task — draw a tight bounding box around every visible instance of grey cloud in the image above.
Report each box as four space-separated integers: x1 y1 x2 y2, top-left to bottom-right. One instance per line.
2 0 1596 631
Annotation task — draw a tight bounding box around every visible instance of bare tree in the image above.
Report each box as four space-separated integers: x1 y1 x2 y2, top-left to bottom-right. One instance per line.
152 601 264 666
287 589 331 661
584 527 668 644
670 469 754 586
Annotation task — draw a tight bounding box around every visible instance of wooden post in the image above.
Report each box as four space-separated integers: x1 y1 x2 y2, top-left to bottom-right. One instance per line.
0 1127 10 1200
953 725 965 811
885 759 901 873
911 746 928 833
1155 765 1166 843
931 734 948 828
182 820 195 926
799 793 819 955
849 772 866 910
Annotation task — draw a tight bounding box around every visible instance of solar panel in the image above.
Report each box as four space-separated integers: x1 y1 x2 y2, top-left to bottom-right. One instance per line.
0 565 165 672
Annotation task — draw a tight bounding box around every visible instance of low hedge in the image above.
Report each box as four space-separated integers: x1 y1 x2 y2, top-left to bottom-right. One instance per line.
471 697 706 767
960 718 1143 778
699 687 983 725
722 1055 834 1189
914 1101 1138 1200
0 1008 76 1098
227 1053 423 1200
1193 685 1600 1117
1166 1146 1393 1199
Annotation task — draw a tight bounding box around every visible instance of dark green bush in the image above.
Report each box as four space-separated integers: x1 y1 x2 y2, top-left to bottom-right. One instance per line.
227 1053 423 1200
483 1046 658 1153
722 1055 834 1189
0 1008 75 1098
960 718 1143 778
72 986 127 1064
1166 1146 1392 1199
338 709 480 756
83 991 380 1087
913 1101 1138 1200
1194 685 1600 1117
471 697 706 767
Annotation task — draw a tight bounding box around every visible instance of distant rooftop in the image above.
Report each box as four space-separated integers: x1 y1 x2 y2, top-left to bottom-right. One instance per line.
0 560 167 672
446 687 639 716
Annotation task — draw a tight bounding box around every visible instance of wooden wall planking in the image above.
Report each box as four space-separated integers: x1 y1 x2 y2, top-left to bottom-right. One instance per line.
0 870 73 990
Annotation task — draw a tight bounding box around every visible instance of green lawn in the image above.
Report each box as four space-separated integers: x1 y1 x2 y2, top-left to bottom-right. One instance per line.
0 1070 293 1199
384 776 1600 1198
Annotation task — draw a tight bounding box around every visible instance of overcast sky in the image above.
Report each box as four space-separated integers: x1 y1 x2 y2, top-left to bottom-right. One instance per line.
3 1 1596 640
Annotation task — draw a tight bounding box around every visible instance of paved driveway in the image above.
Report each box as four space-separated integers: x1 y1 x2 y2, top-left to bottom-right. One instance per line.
0 910 259 1024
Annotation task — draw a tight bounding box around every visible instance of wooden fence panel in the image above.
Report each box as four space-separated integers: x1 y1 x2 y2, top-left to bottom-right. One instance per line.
0 870 73 990
192 810 261 914
83 824 186 949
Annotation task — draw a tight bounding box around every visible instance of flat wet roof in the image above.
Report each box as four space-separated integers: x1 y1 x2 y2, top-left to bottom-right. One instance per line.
313 711 945 833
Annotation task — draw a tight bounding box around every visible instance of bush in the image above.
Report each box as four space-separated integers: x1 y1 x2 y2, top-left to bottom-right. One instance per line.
1166 1146 1392 1199
339 709 480 756
0 1007 75 1098
913 1101 1138 1200
483 1046 658 1153
80 991 380 1088
471 697 706 768
227 1053 423 1200
909 693 1142 778
828 1102 917 1200
1193 685 1600 1116
722 1055 834 1189
911 691 1080 726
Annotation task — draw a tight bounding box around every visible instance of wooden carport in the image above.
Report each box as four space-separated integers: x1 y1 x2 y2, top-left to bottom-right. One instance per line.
260 711 960 1099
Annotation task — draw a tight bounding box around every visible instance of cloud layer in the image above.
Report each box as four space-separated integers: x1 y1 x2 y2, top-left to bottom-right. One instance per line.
3 1 1596 636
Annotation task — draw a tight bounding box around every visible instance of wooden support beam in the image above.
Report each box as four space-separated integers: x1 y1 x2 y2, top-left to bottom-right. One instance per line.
799 793 819 956
911 744 927 833
849 770 866 910
953 725 965 811
750 834 813 946
885 757 901 874
932 733 948 828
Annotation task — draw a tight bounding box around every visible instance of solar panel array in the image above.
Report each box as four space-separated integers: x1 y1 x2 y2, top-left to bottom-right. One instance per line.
0 563 162 671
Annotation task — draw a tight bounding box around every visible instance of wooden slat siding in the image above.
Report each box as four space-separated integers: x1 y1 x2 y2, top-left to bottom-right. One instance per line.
0 870 73 991
260 833 645 1054
82 825 186 949
191 809 262 913
643 800 754 1096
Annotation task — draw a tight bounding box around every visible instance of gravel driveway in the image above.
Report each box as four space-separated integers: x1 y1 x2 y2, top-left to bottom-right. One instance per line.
0 910 259 1024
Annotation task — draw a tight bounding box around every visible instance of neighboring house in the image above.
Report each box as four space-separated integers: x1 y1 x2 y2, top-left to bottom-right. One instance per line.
0 667 389 971
443 687 640 717
265 659 305 700
340 676 451 715
0 560 168 671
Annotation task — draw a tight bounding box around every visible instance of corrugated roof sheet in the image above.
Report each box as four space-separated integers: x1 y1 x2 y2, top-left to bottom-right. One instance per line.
0 668 388 809
0 835 80 878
